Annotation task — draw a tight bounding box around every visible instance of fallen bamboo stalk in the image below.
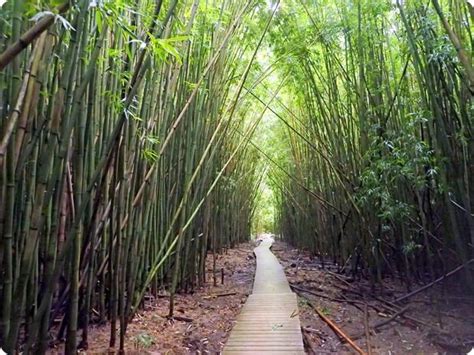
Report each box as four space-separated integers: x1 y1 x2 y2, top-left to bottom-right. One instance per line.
302 326 322 334
363 303 372 355
301 327 318 353
334 283 449 334
203 292 237 299
350 306 409 341
371 294 448 334
327 271 354 288
290 283 350 303
307 301 367 355
291 283 380 311
372 306 409 329
170 316 193 323
394 259 474 303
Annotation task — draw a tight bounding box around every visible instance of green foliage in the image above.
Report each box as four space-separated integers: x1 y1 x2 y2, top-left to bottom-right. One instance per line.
402 240 422 256
319 307 331 316
0 0 263 352
149 35 188 64
133 332 155 349
356 117 438 222
263 0 473 285
143 148 159 163
253 179 275 233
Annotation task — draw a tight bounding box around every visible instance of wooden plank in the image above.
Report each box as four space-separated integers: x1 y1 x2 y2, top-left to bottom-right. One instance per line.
223 237 305 354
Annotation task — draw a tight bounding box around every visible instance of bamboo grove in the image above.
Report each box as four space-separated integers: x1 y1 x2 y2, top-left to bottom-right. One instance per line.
0 0 272 352
1 0 473 352
268 0 473 289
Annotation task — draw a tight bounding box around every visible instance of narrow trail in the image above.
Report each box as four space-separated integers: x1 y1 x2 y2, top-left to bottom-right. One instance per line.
223 237 305 354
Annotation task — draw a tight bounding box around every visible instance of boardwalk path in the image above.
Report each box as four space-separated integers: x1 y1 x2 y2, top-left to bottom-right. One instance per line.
223 237 305 354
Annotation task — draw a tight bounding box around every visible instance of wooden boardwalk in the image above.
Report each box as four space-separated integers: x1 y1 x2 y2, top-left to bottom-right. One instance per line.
223 237 305 354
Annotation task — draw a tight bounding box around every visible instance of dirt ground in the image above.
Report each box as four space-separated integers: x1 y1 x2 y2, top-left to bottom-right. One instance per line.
50 239 473 354
271 240 474 355
75 242 256 354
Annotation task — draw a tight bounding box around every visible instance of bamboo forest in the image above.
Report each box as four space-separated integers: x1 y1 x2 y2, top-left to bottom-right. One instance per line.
0 0 473 353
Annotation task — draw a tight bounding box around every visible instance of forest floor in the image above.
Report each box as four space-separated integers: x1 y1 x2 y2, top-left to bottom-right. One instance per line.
78 242 256 354
66 240 474 354
271 241 474 354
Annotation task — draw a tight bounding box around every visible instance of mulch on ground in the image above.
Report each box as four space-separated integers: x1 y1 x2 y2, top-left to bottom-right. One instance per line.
66 239 474 354
272 240 474 354
79 242 256 354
